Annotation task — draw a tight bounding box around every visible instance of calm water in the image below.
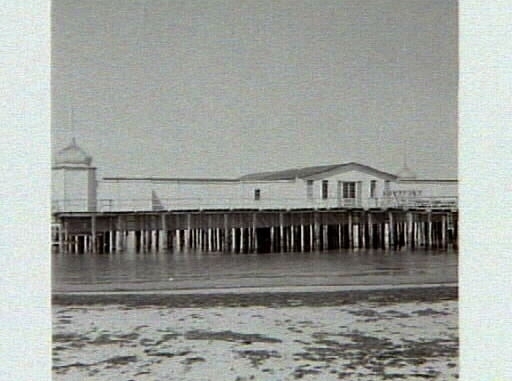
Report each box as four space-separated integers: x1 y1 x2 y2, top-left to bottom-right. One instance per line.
52 248 457 293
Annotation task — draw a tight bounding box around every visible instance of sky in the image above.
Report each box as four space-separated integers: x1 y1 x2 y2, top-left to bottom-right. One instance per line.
52 0 458 179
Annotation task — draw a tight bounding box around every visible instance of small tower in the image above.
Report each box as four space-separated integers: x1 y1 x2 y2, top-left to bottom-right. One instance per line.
396 152 417 180
52 138 97 212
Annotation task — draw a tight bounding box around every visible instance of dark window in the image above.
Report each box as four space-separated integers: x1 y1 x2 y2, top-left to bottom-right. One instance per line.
322 180 328 199
343 182 356 199
254 189 261 201
307 180 314 199
384 180 391 196
370 180 377 198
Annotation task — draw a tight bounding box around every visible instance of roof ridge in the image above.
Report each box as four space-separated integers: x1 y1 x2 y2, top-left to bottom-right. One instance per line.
239 162 399 181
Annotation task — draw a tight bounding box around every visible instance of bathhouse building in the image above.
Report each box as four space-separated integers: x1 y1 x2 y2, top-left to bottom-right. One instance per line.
51 139 458 254
51 139 457 213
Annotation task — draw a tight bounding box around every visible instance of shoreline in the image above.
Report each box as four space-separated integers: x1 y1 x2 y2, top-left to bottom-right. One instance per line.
53 289 458 380
52 284 457 307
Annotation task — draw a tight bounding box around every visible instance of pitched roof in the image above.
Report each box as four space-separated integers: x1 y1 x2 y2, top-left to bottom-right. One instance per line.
239 162 398 181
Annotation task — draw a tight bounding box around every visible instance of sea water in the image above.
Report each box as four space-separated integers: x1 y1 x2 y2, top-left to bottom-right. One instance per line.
52 248 457 293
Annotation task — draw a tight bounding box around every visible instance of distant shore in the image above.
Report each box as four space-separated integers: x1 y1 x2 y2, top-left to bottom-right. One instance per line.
52 284 457 307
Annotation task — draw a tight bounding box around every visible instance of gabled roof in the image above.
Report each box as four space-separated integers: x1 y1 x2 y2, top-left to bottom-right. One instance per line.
239 162 398 181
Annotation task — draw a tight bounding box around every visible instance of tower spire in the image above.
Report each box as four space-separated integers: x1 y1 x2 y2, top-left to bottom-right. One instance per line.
403 136 408 169
68 100 76 145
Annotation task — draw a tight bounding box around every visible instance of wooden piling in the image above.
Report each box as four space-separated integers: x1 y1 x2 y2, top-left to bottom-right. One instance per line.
388 212 394 249
441 214 447 249
252 213 258 253
300 224 305 252
270 226 275 252
347 212 353 249
91 215 96 254
427 212 433 248
159 214 167 251
314 212 320 251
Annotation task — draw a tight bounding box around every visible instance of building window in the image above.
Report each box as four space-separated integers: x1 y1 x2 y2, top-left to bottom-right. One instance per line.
307 180 314 200
322 180 328 199
370 180 377 198
343 182 356 199
384 180 391 196
254 189 261 201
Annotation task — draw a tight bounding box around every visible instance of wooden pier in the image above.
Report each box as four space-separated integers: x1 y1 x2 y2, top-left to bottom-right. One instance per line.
52 207 458 254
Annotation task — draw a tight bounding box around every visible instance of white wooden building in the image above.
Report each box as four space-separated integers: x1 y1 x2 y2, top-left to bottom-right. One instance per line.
52 140 457 213
52 138 97 212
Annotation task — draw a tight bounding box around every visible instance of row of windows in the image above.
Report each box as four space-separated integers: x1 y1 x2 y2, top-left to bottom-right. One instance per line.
254 180 390 201
316 180 363 200
315 180 389 200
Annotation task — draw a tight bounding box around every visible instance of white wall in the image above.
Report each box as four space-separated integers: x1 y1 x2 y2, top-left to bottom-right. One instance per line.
52 167 95 211
392 181 458 197
308 170 392 209
388 181 458 208
93 173 458 212
51 169 64 211
238 181 302 209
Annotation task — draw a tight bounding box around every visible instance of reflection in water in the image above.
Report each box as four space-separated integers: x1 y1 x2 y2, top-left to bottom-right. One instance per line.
52 248 457 293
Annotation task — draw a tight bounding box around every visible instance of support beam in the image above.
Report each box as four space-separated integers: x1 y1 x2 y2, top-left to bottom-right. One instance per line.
279 212 285 252
300 224 305 252
270 226 275 252
314 212 321 251
116 216 123 252
159 214 167 251
388 211 394 249
223 214 229 252
252 213 258 253
91 215 96 254
347 212 353 249
441 214 447 249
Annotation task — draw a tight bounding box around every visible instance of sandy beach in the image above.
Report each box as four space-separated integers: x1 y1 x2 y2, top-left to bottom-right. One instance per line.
53 286 457 380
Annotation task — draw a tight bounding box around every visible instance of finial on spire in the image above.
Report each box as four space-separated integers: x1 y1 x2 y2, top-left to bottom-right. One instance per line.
68 100 76 145
398 137 416 179
403 132 409 169
402 138 408 169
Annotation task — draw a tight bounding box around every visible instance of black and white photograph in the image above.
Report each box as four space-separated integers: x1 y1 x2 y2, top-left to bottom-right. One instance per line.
49 0 461 379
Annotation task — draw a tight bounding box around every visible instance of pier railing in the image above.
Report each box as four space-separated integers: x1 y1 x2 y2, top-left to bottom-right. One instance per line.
52 196 458 213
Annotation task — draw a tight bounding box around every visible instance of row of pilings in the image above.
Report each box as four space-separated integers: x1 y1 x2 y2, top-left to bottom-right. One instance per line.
53 209 458 254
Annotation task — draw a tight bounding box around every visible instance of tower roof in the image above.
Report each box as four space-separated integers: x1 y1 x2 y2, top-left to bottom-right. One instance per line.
54 138 92 167
397 164 417 179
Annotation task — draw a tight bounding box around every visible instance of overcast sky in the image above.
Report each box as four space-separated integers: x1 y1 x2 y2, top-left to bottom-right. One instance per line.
52 0 457 179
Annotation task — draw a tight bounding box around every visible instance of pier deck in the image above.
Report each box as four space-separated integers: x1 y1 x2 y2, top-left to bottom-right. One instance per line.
52 206 458 254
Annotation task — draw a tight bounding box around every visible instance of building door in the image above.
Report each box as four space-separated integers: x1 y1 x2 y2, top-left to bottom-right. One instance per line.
342 181 356 207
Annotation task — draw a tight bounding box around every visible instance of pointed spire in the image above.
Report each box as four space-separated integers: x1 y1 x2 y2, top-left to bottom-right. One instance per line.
402 138 408 169
68 100 76 145
398 138 416 180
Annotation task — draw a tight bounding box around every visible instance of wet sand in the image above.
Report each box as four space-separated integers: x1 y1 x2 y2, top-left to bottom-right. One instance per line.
53 286 458 380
